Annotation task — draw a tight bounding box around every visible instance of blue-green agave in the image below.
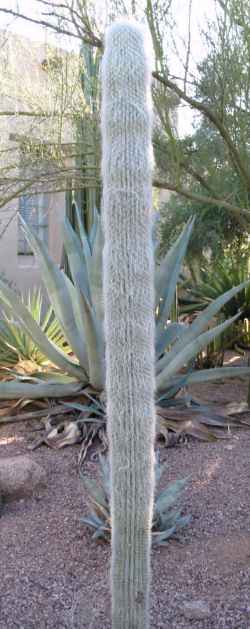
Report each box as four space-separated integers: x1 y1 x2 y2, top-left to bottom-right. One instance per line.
80 453 191 545
0 206 249 444
0 288 69 371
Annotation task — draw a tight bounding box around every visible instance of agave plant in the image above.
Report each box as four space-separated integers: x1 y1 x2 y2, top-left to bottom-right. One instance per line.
0 206 249 447
0 288 69 373
180 254 250 317
80 454 190 545
179 254 250 350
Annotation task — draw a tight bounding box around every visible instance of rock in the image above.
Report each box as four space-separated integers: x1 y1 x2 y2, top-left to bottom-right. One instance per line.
0 455 46 501
181 599 211 620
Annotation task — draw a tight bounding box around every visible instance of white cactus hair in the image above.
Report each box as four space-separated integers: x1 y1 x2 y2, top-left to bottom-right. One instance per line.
101 18 156 629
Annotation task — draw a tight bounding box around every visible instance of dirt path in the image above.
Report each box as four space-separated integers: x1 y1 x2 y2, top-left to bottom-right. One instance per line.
0 375 250 628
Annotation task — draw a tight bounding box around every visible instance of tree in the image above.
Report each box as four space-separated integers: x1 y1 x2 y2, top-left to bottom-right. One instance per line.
157 0 250 259
0 27 101 239
0 0 249 235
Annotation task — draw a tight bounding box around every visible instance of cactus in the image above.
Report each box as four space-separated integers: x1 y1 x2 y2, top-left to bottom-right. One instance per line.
80 454 191 545
101 20 155 629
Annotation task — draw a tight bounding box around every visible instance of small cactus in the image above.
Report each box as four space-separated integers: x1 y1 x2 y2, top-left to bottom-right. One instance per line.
101 20 155 629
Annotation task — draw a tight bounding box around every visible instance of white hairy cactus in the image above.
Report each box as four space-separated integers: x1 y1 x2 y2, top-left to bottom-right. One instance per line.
101 19 156 629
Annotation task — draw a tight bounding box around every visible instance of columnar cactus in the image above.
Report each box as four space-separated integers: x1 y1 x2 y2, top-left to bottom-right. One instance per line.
101 20 156 629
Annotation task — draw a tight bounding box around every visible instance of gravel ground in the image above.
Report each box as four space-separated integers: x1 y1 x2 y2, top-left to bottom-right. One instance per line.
0 374 250 628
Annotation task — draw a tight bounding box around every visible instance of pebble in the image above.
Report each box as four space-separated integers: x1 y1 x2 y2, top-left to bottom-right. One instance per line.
181 599 211 620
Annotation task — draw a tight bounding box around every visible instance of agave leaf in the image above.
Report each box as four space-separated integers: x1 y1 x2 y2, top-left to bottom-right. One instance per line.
41 301 53 329
80 475 109 512
155 478 188 513
39 306 70 355
92 527 110 541
90 500 110 523
20 218 87 368
63 274 89 373
180 254 250 319
76 290 104 390
89 206 99 251
158 394 195 408
33 372 79 383
0 301 35 363
156 374 189 402
155 219 192 308
99 454 111 501
155 218 194 326
87 214 104 324
175 514 191 530
156 322 187 361
170 279 250 364
6 372 50 383
179 301 205 313
154 458 167 484
62 217 91 302
157 313 240 390
80 514 104 529
0 380 83 399
165 365 250 388
63 401 104 417
0 279 86 381
62 402 92 412
80 455 190 543
83 389 104 409
62 266 104 390
151 211 161 253
157 507 182 530
77 418 104 425
152 526 176 545
75 203 92 258
159 510 191 534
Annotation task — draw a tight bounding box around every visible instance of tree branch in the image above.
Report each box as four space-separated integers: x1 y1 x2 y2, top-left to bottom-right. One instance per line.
0 111 84 117
153 179 250 222
183 0 192 93
181 163 216 195
0 7 102 48
153 71 250 192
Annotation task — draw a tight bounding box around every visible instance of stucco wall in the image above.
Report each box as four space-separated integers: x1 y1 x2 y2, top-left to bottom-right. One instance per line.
0 192 65 294
0 31 75 294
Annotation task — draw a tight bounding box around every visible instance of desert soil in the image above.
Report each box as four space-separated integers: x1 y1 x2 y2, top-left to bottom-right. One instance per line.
0 361 250 628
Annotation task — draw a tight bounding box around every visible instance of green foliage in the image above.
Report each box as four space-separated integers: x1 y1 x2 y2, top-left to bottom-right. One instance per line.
0 289 69 371
0 211 250 402
80 454 190 545
176 250 250 365
155 1 250 261
180 252 250 351
180 253 250 318
159 192 246 265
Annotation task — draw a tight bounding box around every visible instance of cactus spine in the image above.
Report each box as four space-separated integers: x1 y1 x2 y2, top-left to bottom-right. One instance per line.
101 20 155 629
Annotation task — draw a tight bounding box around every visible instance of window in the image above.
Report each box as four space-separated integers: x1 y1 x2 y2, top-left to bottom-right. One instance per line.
18 192 49 255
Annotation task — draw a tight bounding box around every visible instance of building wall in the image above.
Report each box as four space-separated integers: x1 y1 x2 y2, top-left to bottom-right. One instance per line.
0 193 64 293
0 31 75 294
